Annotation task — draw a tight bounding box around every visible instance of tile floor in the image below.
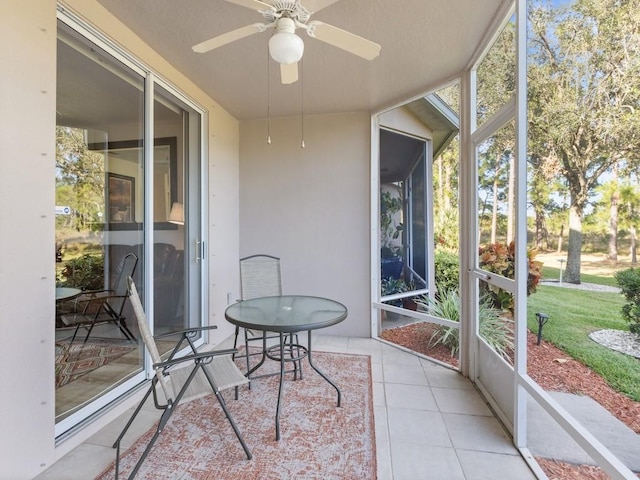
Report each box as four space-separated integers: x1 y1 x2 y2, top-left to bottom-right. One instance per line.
36 335 538 480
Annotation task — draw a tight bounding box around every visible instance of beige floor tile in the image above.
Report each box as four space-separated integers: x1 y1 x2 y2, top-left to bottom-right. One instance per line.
432 387 493 416
390 443 466 480
387 407 452 447
383 363 429 386
456 450 537 480
443 413 519 455
385 383 438 411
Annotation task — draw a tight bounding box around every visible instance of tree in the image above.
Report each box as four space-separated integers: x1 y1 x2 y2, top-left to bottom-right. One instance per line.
619 183 640 263
528 0 640 283
56 126 106 233
476 21 516 245
433 84 461 252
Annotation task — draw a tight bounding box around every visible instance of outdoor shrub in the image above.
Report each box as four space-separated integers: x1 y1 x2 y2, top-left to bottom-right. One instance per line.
380 190 404 257
381 277 409 307
415 288 514 361
478 241 543 311
614 268 640 335
434 250 460 298
58 254 105 290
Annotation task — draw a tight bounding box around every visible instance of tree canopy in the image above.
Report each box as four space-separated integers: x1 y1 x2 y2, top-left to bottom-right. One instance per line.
528 0 640 281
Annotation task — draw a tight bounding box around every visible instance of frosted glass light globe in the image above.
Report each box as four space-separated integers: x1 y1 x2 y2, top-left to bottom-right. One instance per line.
269 18 304 64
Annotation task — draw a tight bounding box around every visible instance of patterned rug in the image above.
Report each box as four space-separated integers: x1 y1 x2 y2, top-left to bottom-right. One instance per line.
98 351 376 480
55 340 137 389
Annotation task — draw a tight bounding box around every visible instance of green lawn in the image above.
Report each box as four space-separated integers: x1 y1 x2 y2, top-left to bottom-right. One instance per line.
527 285 640 402
541 265 619 287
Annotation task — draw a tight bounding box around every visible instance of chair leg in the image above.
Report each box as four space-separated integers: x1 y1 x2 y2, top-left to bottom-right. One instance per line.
81 321 96 347
68 324 81 348
116 319 136 341
232 326 240 357
232 325 251 375
113 384 155 479
200 365 252 460
213 389 252 460
124 405 175 480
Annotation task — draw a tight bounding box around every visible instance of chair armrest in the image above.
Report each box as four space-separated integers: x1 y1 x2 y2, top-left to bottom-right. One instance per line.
154 325 218 339
77 289 114 299
153 348 239 370
72 290 118 314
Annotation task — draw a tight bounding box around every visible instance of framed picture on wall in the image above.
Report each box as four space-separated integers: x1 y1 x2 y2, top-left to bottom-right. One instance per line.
107 173 135 223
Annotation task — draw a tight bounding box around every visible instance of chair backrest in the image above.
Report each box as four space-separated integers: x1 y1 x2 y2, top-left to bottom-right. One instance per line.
126 277 174 401
108 253 138 314
240 254 282 300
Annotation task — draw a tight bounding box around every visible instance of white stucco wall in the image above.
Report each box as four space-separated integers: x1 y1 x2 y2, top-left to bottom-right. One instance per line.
379 106 433 139
1 2 58 478
2 2 241 478
239 113 372 338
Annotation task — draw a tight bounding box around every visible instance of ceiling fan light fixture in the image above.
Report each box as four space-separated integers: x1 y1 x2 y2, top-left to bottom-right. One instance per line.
268 18 304 64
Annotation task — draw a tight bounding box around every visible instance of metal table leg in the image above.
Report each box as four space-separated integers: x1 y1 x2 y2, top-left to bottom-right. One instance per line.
306 330 341 407
275 332 285 440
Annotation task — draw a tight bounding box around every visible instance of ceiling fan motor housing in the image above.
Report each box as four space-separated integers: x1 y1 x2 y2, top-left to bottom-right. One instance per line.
263 1 311 23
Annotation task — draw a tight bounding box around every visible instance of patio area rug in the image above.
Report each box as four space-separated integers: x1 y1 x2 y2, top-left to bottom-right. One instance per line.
55 340 137 389
98 351 376 480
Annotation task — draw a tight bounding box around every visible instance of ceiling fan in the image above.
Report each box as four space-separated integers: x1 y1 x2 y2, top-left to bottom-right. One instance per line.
192 0 382 84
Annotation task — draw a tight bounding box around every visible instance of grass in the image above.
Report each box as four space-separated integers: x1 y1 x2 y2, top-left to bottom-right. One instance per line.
541 265 619 287
527 284 640 402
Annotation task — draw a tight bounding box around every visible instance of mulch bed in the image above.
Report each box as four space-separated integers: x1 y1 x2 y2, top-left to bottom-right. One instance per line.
380 321 640 479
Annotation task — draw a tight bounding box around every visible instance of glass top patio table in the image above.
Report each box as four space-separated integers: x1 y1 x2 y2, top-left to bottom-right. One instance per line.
224 295 347 334
55 287 82 303
224 295 348 440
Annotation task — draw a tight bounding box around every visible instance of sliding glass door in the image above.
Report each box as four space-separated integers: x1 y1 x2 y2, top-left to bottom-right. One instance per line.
55 14 204 436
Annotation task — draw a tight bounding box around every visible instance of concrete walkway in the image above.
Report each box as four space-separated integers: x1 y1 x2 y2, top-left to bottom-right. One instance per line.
528 391 640 472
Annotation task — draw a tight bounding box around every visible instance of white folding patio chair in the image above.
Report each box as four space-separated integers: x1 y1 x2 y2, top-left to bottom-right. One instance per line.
113 277 251 479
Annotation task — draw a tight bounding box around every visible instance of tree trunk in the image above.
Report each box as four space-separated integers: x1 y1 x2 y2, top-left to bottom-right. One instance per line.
437 158 444 226
535 207 546 250
608 165 619 260
631 225 637 264
506 154 515 244
557 224 564 253
444 162 451 211
490 154 501 244
491 178 498 244
565 204 583 284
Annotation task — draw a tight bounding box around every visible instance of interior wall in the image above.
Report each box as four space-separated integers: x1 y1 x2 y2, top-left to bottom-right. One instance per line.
239 112 371 337
1 2 242 478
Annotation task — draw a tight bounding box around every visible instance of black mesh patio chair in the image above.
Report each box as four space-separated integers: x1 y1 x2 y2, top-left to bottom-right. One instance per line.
113 277 251 479
61 252 138 346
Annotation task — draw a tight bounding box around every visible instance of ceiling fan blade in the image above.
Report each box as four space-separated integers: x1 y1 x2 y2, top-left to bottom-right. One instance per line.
192 23 266 53
224 0 275 12
306 21 381 60
280 62 299 84
303 0 340 14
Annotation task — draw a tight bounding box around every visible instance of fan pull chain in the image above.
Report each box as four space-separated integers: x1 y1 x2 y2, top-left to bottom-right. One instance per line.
267 45 271 145
300 59 305 149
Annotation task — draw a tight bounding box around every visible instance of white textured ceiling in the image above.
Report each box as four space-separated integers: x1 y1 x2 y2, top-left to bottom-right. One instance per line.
95 0 505 120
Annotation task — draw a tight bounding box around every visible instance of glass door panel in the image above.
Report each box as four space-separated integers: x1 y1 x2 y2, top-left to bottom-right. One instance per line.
55 22 145 426
153 84 202 338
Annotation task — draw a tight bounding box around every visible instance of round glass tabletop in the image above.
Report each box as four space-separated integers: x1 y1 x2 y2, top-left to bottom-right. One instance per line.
225 295 347 333
55 287 82 302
